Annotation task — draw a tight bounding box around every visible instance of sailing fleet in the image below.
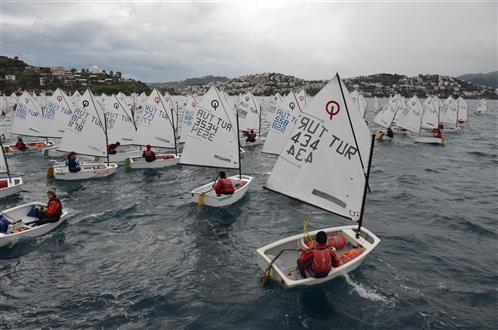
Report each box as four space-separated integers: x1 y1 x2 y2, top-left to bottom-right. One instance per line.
0 79 490 288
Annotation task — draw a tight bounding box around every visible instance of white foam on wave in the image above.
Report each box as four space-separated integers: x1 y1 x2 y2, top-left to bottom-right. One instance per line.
343 273 388 302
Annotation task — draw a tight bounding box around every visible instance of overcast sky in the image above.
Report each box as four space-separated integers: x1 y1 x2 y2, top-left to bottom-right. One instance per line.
2 0 497 82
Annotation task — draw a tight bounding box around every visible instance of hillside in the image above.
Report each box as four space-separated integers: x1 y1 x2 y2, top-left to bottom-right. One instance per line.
457 71 498 88
157 72 497 99
0 56 150 94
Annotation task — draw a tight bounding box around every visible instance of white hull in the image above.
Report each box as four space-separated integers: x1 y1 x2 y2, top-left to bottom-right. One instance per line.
475 110 486 114
0 202 69 248
4 141 55 155
190 175 253 207
391 126 408 134
128 154 180 169
441 126 461 133
414 136 445 145
256 225 380 288
0 177 23 198
97 150 143 163
239 137 264 148
53 163 118 180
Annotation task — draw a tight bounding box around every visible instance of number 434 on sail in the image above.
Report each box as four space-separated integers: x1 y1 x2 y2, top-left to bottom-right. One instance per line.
286 131 321 164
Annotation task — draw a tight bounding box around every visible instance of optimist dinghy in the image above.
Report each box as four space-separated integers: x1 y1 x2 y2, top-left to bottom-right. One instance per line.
414 96 445 145
53 89 118 180
7 91 56 155
0 138 23 198
127 89 180 169
236 92 264 148
180 86 253 207
257 74 379 288
373 97 400 141
476 98 487 114
257 225 380 288
0 202 68 248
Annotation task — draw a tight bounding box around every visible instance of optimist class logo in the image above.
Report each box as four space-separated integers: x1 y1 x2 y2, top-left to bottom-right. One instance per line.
57 95 63 102
154 96 160 104
325 100 340 120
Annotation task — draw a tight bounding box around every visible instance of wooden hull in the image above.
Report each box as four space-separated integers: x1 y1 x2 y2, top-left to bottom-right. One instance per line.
256 225 380 288
53 163 118 180
191 175 253 207
128 154 180 169
0 177 23 198
0 202 69 248
4 141 54 154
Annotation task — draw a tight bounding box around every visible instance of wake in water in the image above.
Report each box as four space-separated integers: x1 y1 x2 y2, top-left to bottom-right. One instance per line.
343 273 389 303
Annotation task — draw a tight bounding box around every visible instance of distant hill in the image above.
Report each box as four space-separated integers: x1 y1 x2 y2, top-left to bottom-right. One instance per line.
458 71 498 88
148 75 228 89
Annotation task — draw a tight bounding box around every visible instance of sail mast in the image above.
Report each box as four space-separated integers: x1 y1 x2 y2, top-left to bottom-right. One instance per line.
0 138 12 182
356 134 375 238
236 104 242 179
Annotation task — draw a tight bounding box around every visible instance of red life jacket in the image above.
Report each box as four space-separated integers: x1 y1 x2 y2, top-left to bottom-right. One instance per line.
215 178 234 195
311 246 332 276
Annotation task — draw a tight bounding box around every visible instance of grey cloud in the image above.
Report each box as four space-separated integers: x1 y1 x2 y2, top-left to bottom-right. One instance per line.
2 1 497 82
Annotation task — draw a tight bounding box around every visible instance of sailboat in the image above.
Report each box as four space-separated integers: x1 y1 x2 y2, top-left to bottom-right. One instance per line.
414 96 445 145
373 96 381 112
127 89 180 169
179 94 199 144
439 96 460 133
262 91 302 155
476 98 487 114
0 137 23 198
237 91 264 148
351 90 366 118
100 94 142 162
179 86 253 208
256 74 380 288
456 97 468 124
39 88 74 157
4 91 55 154
295 89 309 111
51 89 118 180
0 201 69 248
373 97 399 141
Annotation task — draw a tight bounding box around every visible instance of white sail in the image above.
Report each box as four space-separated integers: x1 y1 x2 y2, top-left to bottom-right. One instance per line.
457 97 467 122
237 91 260 132
163 92 178 132
421 97 439 129
72 90 82 105
373 98 398 128
373 96 380 112
440 96 458 126
102 94 137 145
295 89 308 110
266 75 372 220
58 89 108 157
39 88 73 138
11 91 44 137
262 91 302 155
394 96 422 133
132 89 176 148
477 99 487 113
180 86 239 169
179 94 199 143
351 90 366 118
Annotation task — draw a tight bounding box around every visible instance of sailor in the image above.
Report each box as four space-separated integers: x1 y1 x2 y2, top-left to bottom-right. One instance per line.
15 137 28 151
107 141 120 154
212 171 235 196
34 190 63 226
386 127 394 138
246 130 257 143
142 144 156 162
297 231 340 279
65 151 81 172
